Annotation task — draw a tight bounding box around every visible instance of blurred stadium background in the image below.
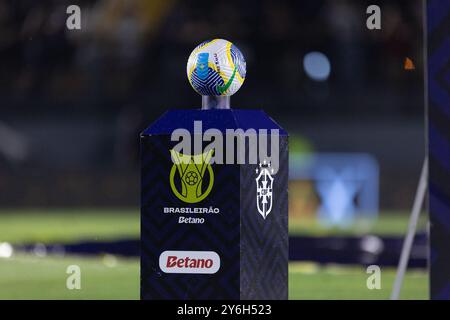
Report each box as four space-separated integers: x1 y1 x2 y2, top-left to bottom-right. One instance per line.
0 0 427 299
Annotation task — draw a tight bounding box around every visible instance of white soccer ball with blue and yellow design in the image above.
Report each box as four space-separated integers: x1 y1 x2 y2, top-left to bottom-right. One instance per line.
187 39 246 96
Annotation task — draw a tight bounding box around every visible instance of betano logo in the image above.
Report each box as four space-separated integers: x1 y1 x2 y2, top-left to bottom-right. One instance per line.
159 250 220 274
169 149 214 203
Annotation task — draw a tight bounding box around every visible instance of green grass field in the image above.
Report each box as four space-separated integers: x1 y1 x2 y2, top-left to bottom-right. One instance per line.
0 209 428 300
0 209 140 244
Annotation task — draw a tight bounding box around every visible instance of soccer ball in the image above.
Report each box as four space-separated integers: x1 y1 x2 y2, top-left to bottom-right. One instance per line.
185 171 199 186
187 39 246 96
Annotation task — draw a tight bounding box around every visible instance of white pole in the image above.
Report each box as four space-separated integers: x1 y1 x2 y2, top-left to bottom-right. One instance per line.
390 157 428 300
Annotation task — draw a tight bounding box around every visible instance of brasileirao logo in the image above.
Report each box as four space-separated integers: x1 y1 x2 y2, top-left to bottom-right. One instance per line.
169 149 214 203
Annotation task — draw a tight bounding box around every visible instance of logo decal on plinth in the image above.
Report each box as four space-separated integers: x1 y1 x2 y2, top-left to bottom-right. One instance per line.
256 161 274 219
159 250 220 274
170 149 214 203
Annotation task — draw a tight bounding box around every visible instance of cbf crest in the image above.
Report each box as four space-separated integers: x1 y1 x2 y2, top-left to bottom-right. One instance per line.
256 160 274 219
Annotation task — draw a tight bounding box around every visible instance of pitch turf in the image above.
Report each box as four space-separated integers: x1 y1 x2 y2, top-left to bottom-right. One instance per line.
0 209 428 300
0 209 140 244
0 255 427 300
0 208 427 243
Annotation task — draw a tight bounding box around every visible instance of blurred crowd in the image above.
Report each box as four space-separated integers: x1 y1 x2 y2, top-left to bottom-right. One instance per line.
0 0 425 207
0 0 423 118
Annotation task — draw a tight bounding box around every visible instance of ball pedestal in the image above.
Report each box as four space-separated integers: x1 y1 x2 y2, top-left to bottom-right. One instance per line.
141 38 288 300
202 96 230 110
140 106 288 300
